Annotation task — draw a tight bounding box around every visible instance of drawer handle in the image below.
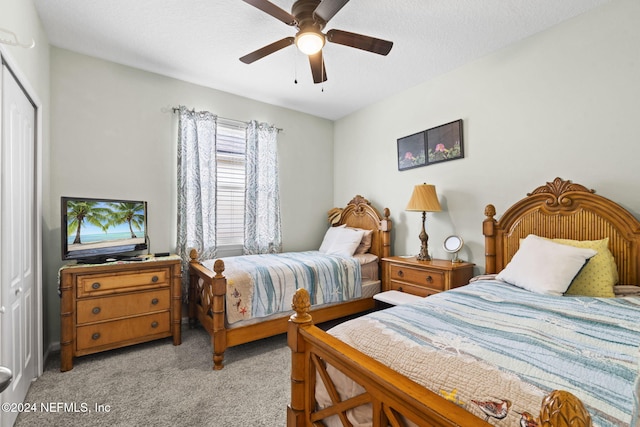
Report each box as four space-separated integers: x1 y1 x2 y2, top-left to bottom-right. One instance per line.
151 298 159 305
398 286 403 292
92 307 101 315
151 276 159 283
397 270 404 277
91 282 101 290
151 321 159 328
426 275 433 283
92 333 101 340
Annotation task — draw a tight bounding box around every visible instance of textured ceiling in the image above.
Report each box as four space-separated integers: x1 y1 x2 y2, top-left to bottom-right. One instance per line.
33 0 610 120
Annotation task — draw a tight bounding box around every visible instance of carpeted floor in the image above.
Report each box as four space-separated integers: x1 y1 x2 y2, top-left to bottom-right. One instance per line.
15 326 291 427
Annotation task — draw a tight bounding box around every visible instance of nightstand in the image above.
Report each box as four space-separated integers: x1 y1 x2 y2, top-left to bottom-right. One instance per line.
381 256 475 297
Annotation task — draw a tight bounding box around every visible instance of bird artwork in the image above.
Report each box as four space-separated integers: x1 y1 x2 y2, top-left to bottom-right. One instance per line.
518 411 539 427
471 398 512 422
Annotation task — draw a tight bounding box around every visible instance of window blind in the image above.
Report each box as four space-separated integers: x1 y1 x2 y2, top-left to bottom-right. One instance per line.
216 122 246 246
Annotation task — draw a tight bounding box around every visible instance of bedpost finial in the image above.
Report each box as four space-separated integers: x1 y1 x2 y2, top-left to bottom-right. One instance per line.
539 390 592 427
213 259 225 278
484 204 496 218
291 288 312 324
189 248 198 261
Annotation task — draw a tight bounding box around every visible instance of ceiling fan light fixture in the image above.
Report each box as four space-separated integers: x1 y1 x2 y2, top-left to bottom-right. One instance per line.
295 30 325 55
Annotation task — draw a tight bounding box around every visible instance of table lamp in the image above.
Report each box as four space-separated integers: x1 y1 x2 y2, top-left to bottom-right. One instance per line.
406 183 442 261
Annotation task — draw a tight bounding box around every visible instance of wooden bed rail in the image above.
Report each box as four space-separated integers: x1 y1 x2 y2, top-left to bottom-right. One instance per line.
288 288 592 427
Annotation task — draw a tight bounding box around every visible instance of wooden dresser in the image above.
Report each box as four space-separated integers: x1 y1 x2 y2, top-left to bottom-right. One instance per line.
59 256 182 371
382 256 475 297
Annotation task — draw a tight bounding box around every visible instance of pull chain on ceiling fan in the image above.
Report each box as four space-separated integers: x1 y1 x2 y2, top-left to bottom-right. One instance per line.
239 0 393 84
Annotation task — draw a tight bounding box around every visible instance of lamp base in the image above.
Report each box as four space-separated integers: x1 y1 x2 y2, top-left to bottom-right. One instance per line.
416 239 431 260
416 252 431 261
416 211 431 261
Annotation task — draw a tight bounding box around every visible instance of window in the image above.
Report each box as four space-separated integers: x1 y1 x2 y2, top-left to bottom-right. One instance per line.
177 108 281 261
216 121 246 247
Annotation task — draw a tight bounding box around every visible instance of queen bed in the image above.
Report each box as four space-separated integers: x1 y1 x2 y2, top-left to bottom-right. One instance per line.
287 178 640 426
188 195 391 370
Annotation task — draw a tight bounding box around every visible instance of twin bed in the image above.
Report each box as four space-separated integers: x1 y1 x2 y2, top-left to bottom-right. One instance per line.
188 195 391 370
188 178 640 426
287 178 640 427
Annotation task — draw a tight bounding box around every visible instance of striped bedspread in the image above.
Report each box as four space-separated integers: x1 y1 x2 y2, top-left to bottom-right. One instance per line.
325 280 640 426
203 251 361 325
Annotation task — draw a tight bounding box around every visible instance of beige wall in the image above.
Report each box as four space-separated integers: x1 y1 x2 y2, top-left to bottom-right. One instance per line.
333 0 640 271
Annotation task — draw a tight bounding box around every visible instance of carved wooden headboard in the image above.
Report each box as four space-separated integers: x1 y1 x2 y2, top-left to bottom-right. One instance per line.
329 195 392 260
483 178 640 286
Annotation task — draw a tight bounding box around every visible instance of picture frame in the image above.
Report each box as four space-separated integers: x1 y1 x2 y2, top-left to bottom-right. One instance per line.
397 130 426 171
426 119 464 165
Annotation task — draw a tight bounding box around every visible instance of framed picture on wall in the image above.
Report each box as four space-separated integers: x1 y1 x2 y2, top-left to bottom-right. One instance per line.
426 119 464 165
397 130 426 171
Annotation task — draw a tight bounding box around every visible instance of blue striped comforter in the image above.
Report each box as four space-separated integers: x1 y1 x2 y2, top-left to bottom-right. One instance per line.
327 280 640 426
203 251 361 325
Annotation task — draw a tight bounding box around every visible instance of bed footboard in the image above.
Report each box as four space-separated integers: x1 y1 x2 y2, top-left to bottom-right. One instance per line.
287 288 592 427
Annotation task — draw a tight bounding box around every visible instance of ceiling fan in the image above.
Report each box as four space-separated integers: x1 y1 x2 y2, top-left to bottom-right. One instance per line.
239 0 394 83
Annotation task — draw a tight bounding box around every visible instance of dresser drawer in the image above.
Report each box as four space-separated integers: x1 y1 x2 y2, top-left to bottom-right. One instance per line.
76 311 171 351
76 289 170 324
389 264 445 291
77 268 170 297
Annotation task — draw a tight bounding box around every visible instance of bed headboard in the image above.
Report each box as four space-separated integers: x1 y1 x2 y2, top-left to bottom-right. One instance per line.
483 178 640 286
330 195 392 260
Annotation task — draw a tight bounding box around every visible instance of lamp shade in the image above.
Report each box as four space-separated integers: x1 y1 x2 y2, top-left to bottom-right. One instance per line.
406 184 442 212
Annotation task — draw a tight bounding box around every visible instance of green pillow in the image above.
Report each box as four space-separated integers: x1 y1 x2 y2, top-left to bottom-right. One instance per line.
554 238 617 298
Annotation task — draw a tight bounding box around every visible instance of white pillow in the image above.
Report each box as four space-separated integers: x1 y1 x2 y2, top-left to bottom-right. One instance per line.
496 234 597 296
319 224 346 253
325 227 365 257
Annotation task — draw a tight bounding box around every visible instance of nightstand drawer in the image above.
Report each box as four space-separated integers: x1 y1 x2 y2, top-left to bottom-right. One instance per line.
388 281 434 297
76 289 171 324
77 268 170 297
390 264 445 291
76 311 171 351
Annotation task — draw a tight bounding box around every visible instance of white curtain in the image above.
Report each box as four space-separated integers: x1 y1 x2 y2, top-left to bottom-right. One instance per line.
244 120 282 254
176 106 218 272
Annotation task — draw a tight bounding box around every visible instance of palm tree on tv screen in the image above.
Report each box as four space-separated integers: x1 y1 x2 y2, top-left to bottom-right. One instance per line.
67 201 110 244
107 202 145 238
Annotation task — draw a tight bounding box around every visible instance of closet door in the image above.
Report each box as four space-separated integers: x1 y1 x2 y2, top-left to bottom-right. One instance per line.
0 63 36 427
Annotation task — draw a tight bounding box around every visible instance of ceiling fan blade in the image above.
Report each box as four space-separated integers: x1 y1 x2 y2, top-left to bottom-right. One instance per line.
240 37 295 64
313 0 349 23
326 29 393 55
242 0 297 26
308 51 327 84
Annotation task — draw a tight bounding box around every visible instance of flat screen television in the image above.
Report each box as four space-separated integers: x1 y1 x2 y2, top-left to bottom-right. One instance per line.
61 196 148 263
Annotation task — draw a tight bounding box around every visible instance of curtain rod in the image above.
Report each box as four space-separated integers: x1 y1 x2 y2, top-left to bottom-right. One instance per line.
172 107 283 133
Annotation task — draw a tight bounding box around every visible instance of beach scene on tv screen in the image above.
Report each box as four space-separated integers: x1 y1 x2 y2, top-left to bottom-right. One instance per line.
66 200 146 252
